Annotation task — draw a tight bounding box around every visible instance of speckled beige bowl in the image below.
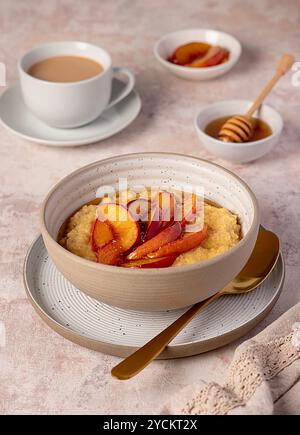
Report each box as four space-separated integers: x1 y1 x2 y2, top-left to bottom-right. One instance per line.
40 153 259 311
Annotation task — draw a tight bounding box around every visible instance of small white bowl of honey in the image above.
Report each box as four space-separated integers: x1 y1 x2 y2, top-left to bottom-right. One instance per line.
195 100 283 163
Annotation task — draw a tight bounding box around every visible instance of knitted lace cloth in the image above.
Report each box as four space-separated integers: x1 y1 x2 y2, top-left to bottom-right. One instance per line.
163 303 300 415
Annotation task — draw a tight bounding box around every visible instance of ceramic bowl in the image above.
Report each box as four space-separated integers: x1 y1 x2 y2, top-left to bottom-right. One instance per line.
40 153 259 311
154 29 241 80
195 100 283 163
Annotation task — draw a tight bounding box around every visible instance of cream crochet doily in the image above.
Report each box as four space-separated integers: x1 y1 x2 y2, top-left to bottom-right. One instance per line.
182 326 300 415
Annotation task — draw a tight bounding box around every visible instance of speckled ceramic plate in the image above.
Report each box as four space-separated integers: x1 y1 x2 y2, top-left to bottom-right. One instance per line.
0 79 141 147
23 235 285 359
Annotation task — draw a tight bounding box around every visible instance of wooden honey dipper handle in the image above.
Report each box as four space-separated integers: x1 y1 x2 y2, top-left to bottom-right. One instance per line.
245 53 295 118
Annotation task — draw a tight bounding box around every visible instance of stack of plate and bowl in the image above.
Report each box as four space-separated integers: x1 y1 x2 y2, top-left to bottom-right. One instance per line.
24 153 284 358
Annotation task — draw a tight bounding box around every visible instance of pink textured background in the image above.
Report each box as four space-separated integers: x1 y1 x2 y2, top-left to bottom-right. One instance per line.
0 0 299 415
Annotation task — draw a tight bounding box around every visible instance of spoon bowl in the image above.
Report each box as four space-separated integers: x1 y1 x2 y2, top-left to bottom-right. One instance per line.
221 229 279 294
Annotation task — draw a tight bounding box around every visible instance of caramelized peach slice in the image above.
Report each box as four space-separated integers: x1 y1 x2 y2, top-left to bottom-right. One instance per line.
187 47 227 68
181 193 197 226
170 42 211 65
127 221 182 260
202 47 228 67
91 219 114 251
148 225 208 258
159 191 177 224
144 204 163 241
127 198 149 222
97 241 122 266
96 203 140 251
122 255 177 268
144 191 177 240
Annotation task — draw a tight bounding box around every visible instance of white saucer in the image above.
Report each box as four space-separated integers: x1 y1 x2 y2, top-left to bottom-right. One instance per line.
0 79 141 147
23 236 285 359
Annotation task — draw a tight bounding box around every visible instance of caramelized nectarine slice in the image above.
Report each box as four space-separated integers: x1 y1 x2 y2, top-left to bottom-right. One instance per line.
159 191 177 225
96 203 140 251
144 191 177 240
91 219 114 251
122 255 177 268
127 221 182 260
144 204 163 241
201 47 228 67
148 224 208 258
127 198 149 222
181 193 197 226
97 241 122 265
187 46 227 68
171 42 211 65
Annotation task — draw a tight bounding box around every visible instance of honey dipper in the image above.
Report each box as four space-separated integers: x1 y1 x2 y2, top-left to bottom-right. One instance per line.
218 53 294 142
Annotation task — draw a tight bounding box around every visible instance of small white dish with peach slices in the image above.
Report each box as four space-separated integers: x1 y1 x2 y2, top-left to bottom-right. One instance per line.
154 29 241 80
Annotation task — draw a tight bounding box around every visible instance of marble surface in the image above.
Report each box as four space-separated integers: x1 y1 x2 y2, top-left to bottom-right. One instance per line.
0 0 299 415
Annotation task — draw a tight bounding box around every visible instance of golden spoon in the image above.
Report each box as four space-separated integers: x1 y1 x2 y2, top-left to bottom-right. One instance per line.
218 53 294 142
111 229 280 380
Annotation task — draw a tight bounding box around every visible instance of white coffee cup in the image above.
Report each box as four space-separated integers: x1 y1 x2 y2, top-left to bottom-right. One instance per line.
18 41 135 128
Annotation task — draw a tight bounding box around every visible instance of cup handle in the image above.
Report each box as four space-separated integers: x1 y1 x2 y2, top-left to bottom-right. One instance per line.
106 67 135 109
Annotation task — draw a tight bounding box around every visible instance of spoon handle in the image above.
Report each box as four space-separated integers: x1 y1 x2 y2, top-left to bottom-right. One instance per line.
111 293 220 380
245 53 294 118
